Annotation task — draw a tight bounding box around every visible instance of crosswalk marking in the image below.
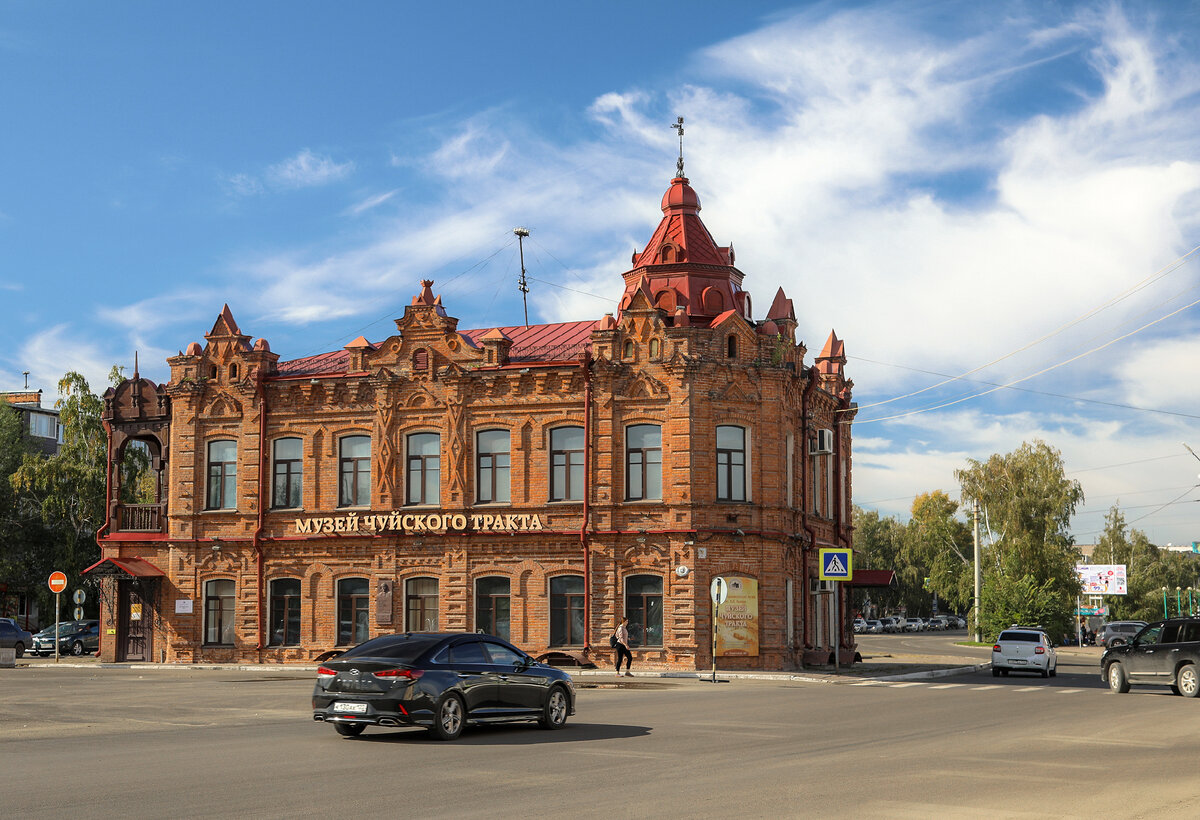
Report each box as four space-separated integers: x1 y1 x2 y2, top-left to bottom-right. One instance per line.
888 682 926 688
930 684 965 689
1055 689 1082 694
1013 687 1043 692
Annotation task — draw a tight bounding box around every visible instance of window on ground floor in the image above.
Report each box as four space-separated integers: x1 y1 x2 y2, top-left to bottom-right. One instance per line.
625 574 663 647
406 577 439 632
475 576 510 641
337 578 370 645
550 575 585 646
269 578 301 646
204 579 235 645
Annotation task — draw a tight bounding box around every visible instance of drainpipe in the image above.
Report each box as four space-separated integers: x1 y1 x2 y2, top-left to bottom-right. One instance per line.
253 369 268 653
581 352 593 655
833 393 849 657
800 371 819 651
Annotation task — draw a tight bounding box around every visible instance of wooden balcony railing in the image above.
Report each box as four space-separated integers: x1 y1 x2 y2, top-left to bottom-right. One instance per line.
116 503 165 533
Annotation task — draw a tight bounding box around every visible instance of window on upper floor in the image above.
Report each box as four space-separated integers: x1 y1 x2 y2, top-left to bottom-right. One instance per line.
550 426 584 502
206 440 237 510
338 435 371 507
476 429 511 504
271 437 302 509
625 424 662 501
716 425 746 502
727 335 737 359
406 432 440 506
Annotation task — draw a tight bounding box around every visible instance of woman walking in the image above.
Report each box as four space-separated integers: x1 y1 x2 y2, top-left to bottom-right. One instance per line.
613 616 633 676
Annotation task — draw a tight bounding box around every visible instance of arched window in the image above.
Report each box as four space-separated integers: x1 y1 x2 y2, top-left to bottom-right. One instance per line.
549 426 584 502
406 577 439 631
648 338 661 359
623 340 634 359
625 424 662 501
475 577 511 640
476 429 511 504
204 579 235 645
550 575 585 646
272 437 302 509
206 440 237 510
406 432 440 505
625 575 663 647
229 363 239 381
338 435 370 507
337 578 370 645
269 578 301 646
717 425 747 501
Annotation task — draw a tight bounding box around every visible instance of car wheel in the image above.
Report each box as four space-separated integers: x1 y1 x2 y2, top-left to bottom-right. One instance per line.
1040 667 1049 678
71 640 84 656
429 693 465 741
334 722 366 737
1177 663 1200 698
1049 663 1057 678
1110 639 1125 648
539 685 569 730
13 642 24 659
1107 662 1130 694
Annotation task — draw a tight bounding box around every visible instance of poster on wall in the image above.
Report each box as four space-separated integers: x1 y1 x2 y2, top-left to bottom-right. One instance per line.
715 576 759 657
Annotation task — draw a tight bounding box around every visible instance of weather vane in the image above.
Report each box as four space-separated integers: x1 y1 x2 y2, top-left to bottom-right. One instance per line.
672 116 685 178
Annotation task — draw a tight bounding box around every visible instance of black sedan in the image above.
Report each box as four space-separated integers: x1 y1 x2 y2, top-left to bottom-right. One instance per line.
312 632 575 740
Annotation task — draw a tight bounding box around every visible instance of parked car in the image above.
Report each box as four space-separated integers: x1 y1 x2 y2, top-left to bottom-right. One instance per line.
866 620 884 634
32 621 90 656
853 618 868 634
903 618 924 632
60 621 100 656
313 632 576 740
926 617 946 631
1102 618 1200 696
1099 621 1147 649
879 617 899 633
0 617 33 659
992 627 1057 678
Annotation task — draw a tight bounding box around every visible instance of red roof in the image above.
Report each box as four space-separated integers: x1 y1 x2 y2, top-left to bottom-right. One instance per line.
83 555 166 578
273 319 596 376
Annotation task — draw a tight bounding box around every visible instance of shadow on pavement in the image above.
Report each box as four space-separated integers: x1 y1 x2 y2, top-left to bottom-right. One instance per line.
346 721 652 745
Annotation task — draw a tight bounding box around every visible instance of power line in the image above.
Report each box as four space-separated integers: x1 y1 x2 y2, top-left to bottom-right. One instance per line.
850 291 1200 425
851 243 1200 412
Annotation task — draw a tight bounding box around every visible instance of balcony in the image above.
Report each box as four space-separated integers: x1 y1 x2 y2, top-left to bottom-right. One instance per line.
116 503 166 533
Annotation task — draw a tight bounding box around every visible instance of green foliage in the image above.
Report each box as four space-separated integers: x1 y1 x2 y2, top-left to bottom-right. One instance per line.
955 440 1082 636
904 491 973 612
0 401 58 610
851 506 910 612
978 573 1073 641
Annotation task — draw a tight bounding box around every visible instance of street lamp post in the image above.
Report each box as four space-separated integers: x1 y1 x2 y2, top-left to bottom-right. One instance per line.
1177 587 1183 617
1162 587 1169 619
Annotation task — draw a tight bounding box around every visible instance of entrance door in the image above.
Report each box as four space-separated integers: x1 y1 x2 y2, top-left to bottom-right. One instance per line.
118 581 152 662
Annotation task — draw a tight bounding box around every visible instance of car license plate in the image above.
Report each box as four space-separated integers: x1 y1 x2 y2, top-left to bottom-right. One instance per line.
333 702 368 713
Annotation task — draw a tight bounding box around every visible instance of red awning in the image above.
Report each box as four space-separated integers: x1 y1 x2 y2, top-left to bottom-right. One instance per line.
846 570 896 588
83 555 166 579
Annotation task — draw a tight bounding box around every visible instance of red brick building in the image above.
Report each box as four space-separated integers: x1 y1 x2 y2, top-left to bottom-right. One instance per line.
89 171 859 670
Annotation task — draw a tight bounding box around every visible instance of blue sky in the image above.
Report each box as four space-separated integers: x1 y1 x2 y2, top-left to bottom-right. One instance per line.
4 1 1200 548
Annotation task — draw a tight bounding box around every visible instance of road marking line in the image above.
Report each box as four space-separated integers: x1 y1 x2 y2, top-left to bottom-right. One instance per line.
1055 689 1082 694
971 686 994 690
930 684 965 689
888 682 926 688
851 681 885 686
1013 686 1043 692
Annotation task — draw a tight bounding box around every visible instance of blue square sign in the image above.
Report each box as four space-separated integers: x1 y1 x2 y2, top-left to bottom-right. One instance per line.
819 548 853 581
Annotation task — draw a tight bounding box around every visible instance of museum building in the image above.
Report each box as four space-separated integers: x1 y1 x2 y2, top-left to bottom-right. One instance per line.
87 166 862 670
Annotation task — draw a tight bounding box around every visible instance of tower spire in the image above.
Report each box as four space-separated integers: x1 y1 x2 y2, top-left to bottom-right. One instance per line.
672 116 685 178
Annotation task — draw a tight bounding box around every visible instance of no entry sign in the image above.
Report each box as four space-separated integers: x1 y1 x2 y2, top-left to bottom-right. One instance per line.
48 571 67 594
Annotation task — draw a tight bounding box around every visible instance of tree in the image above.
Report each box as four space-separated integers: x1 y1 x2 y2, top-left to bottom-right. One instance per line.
0 401 57 617
851 506 908 615
11 370 114 612
956 440 1083 640
904 491 973 614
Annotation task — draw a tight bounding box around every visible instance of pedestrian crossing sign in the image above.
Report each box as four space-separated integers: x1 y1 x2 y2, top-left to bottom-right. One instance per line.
819 548 853 581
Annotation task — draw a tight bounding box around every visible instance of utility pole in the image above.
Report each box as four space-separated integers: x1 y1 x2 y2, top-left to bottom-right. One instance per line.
514 227 530 327
973 500 982 643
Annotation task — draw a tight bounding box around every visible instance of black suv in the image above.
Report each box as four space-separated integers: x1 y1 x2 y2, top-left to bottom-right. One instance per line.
1102 618 1200 697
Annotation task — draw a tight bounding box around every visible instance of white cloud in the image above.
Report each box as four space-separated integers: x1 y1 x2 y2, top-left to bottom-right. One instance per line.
267 149 354 189
347 189 399 216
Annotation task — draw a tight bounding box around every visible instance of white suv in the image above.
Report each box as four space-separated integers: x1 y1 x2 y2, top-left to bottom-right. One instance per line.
992 627 1057 678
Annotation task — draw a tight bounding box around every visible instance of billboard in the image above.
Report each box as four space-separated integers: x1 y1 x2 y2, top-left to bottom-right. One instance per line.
1076 564 1127 595
714 576 759 657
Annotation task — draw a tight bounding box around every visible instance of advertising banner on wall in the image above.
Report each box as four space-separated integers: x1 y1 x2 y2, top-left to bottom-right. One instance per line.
1076 564 1127 595
715 576 759 657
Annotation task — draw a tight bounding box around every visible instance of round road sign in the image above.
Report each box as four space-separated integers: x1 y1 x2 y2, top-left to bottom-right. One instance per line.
73 606 84 620
73 589 86 605
48 571 67 594
710 576 729 605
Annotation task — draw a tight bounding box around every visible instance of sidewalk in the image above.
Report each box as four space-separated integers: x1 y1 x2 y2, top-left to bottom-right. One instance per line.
13 643 1058 684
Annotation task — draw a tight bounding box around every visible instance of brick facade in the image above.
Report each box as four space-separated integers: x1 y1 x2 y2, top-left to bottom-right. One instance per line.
91 174 857 670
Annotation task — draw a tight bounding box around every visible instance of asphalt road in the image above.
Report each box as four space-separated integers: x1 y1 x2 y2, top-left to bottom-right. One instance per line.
3 639 1198 819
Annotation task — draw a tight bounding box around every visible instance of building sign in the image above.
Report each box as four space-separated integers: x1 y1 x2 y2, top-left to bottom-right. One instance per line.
175 599 193 614
293 511 546 536
715 576 759 657
1076 564 1127 595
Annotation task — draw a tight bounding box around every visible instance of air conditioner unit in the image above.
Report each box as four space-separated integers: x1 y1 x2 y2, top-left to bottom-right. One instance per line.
809 428 834 455
808 578 835 594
